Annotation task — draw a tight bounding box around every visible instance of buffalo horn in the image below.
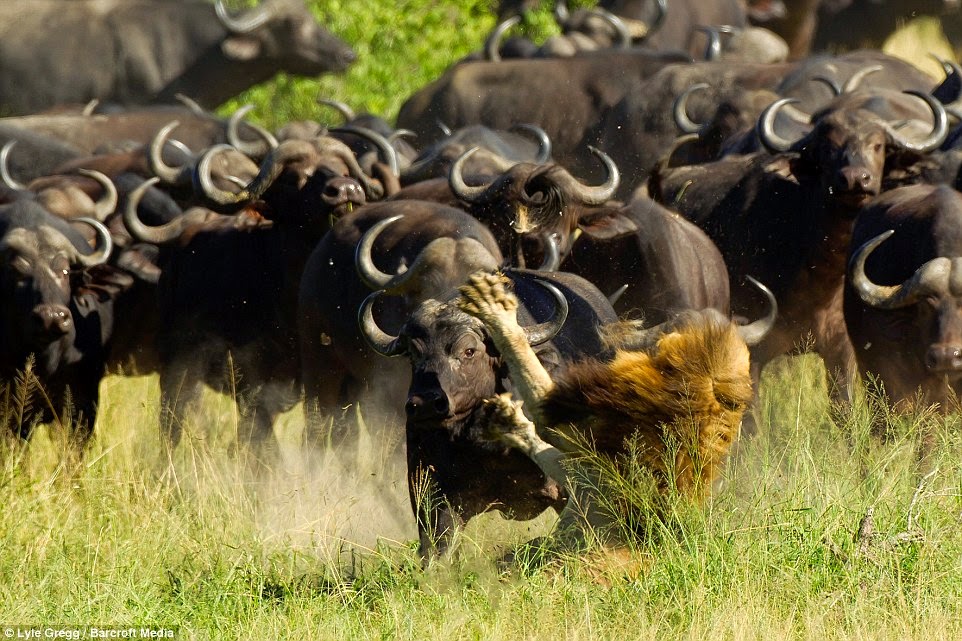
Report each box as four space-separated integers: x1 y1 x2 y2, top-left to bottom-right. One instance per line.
841 65 883 93
756 97 804 154
355 215 405 290
148 121 190 185
848 230 952 309
510 123 553 163
0 141 25 191
194 143 258 205
810 75 842 97
124 177 227 245
554 146 620 205
215 0 270 34
591 9 632 49
76 169 118 221
227 104 279 158
485 15 521 62
881 90 949 153
538 233 560 271
554 1 569 25
736 276 778 346
673 83 710 135
174 93 207 116
317 98 356 123
449 147 495 202
329 125 401 178
358 291 404 357
70 217 113 267
523 279 569 346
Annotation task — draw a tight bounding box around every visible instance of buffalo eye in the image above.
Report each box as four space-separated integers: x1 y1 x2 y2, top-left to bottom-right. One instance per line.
463 347 477 359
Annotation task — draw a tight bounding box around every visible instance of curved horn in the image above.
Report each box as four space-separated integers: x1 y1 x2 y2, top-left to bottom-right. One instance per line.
485 15 521 62
538 233 560 271
932 54 962 80
174 93 207 116
608 284 629 306
881 90 949 153
509 123 552 163
848 229 939 309
591 9 632 49
648 0 668 35
389 128 417 144
148 121 190 185
553 0 570 25
76 169 118 221
0 141 26 191
449 147 494 202
358 291 404 357
697 25 722 61
227 104 278 158
82 99 100 116
810 75 841 97
329 125 401 178
673 83 710 135
554 146 620 205
317 98 356 123
523 279 569 346
736 276 778 346
756 97 804 154
841 65 883 93
215 0 270 34
355 215 404 291
124 177 224 245
70 217 113 267
194 143 258 205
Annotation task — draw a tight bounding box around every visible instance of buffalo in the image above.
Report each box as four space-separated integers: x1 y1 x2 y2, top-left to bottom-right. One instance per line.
0 0 355 114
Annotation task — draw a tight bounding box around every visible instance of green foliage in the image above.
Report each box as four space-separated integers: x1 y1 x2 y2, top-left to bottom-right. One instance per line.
219 0 588 129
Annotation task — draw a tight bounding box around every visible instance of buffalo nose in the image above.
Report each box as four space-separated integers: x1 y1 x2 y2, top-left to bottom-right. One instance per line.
841 167 873 193
32 304 72 336
322 177 365 207
405 391 450 420
924 344 962 373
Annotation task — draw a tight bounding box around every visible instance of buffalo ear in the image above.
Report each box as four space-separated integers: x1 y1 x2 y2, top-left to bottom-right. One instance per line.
764 155 802 184
222 36 262 61
577 210 638 240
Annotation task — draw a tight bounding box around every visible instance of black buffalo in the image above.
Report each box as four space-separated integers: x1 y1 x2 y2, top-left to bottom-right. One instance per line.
0 0 355 114
0 202 114 447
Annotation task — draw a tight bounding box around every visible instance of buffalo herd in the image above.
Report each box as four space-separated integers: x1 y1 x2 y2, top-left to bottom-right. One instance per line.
3 0 962 560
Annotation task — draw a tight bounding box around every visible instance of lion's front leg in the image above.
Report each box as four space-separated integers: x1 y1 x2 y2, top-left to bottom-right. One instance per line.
458 271 554 424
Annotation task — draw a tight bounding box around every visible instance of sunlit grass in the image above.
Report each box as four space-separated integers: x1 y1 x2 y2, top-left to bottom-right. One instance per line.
2 351 961 639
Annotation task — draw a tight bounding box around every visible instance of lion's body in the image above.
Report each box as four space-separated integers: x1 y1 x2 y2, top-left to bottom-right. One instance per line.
542 319 753 501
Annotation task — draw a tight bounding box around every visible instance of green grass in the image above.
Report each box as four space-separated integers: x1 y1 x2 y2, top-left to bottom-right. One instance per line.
2 353 961 640
219 0 592 129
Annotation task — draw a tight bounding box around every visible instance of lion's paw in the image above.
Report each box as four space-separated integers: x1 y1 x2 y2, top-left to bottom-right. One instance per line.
457 271 519 328
478 393 537 452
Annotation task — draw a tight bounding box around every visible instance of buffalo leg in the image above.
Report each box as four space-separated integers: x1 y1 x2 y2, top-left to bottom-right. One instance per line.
406 430 464 562
159 356 204 452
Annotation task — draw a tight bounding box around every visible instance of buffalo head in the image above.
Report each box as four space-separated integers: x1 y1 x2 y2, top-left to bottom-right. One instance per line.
449 146 632 267
850 229 962 378
757 90 948 210
359 269 567 435
216 0 356 75
0 204 112 375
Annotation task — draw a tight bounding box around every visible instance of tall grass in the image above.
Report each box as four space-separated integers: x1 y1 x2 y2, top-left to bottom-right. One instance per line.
1 353 961 639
